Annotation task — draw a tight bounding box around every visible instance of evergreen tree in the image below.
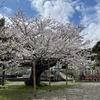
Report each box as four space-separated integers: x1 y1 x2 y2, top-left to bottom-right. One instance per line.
92 41 100 66
0 17 5 86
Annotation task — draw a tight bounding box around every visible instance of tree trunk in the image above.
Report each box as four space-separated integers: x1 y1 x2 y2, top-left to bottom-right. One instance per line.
33 59 36 97
2 65 5 86
48 59 51 91
66 64 68 85
25 59 57 86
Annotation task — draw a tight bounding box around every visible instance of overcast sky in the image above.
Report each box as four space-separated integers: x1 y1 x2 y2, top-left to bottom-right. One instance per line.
0 0 100 47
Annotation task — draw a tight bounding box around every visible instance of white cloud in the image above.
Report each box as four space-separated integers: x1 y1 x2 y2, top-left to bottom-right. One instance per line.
75 6 81 11
80 0 100 47
29 0 100 47
81 23 100 47
4 7 13 14
95 3 100 23
29 0 78 23
75 2 84 11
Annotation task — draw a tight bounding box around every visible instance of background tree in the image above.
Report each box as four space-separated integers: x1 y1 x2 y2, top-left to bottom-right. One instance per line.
0 17 5 86
92 41 100 53
0 17 16 85
92 41 100 67
0 15 20 85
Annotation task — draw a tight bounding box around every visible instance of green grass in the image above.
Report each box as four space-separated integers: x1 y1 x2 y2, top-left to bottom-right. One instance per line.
37 81 79 90
0 81 79 100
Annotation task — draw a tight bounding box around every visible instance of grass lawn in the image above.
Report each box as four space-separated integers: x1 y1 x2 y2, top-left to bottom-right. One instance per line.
0 81 79 100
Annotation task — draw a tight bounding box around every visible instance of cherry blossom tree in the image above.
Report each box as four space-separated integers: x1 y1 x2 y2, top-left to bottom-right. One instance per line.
61 48 93 84
0 17 19 85
0 15 23 85
6 8 92 85
0 8 93 96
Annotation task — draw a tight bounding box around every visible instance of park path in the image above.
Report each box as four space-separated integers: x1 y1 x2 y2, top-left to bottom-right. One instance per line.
32 82 100 100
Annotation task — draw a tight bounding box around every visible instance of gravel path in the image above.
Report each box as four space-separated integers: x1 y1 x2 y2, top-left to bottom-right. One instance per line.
32 82 100 100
